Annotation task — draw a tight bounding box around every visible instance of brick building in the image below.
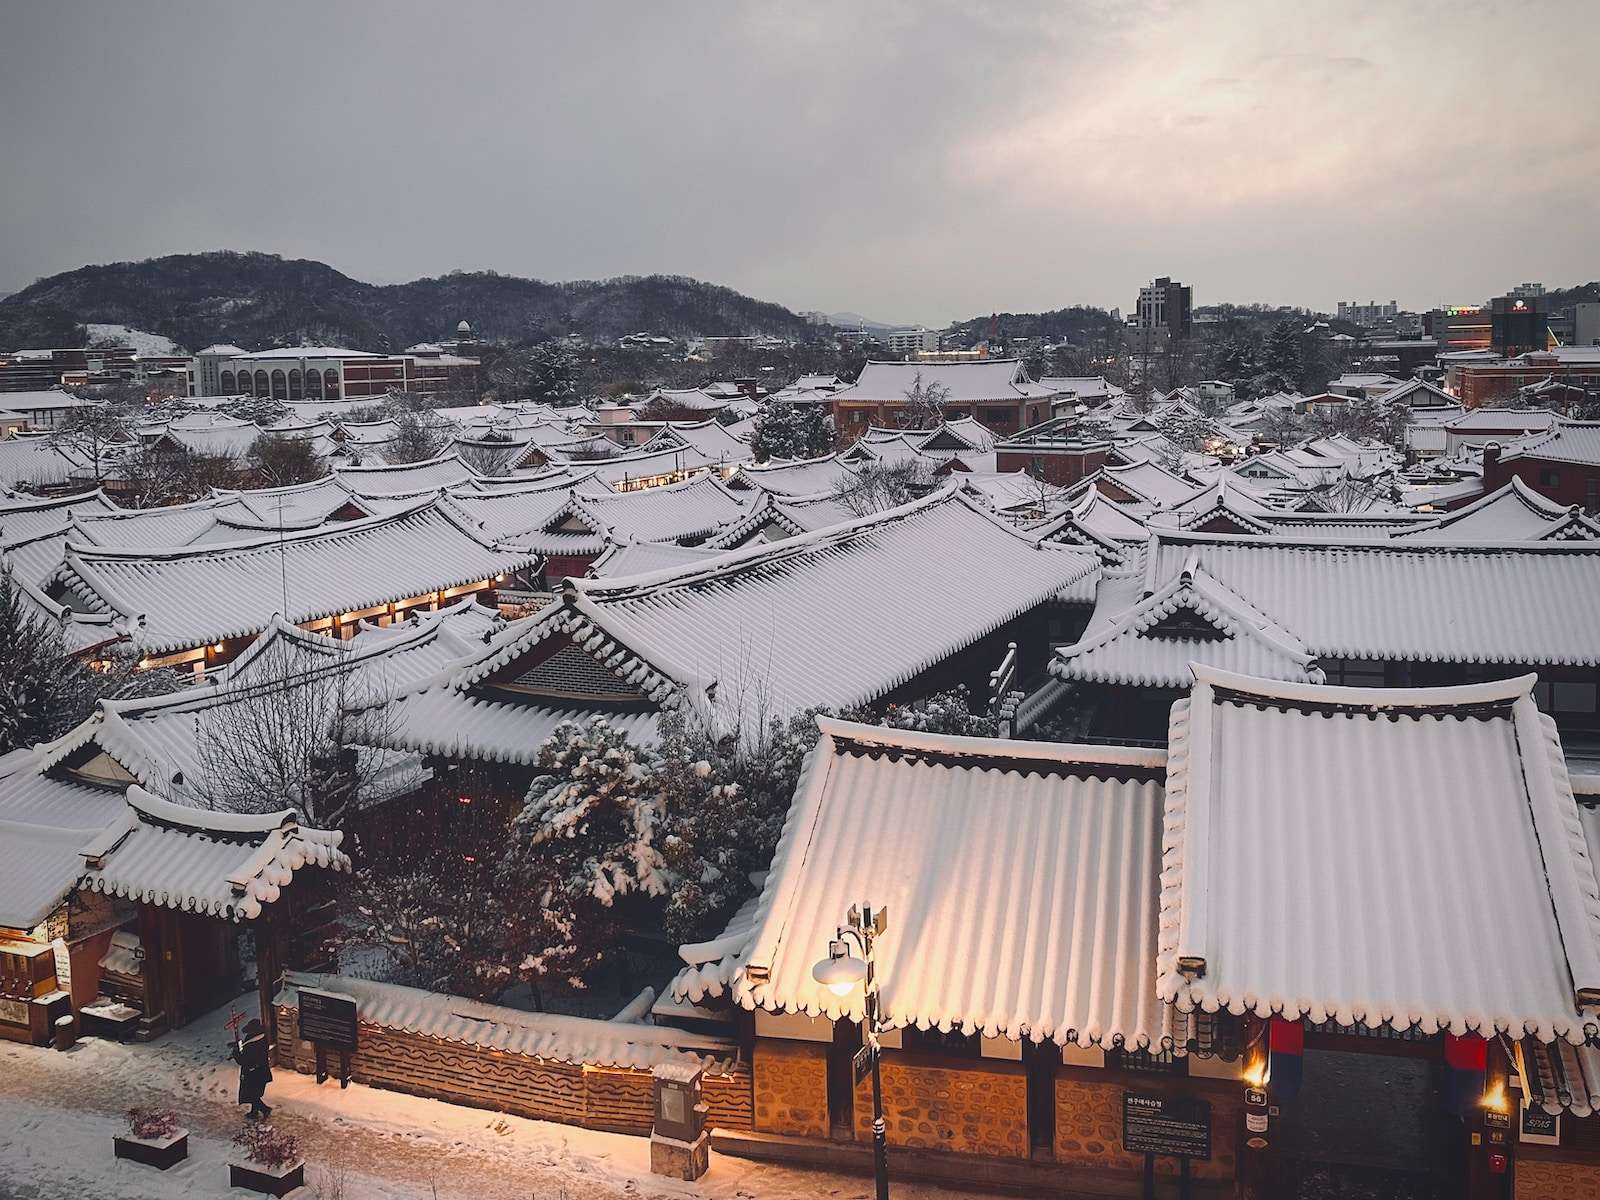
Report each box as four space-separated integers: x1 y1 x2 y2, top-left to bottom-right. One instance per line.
1483 424 1600 512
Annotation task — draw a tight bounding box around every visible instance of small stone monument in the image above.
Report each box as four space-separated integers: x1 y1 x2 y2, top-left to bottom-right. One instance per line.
649 1060 709 1180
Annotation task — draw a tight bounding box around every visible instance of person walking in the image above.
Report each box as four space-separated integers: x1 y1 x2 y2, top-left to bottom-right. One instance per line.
231 1018 274 1119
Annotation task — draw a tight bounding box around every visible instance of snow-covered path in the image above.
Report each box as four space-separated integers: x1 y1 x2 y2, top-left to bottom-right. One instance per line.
0 995 983 1200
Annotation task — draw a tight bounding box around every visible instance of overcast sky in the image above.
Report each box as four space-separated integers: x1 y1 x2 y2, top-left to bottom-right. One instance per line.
2 0 1596 325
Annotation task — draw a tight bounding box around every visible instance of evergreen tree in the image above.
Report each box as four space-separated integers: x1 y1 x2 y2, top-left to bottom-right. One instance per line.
498 717 670 987
0 570 104 755
748 400 832 462
525 342 581 405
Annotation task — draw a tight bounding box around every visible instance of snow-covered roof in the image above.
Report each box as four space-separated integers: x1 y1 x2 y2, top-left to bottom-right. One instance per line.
1137 527 1600 668
196 343 248 357
539 486 1098 732
1445 407 1562 433
651 419 752 462
331 452 480 494
227 346 379 360
703 718 1174 1050
1099 461 1206 510
0 438 82 490
1159 667 1600 1044
0 489 116 543
588 539 723 579
1501 421 1600 468
78 786 349 921
830 359 1057 404
52 498 535 656
1396 478 1600 543
275 971 739 1073
1053 562 1321 688
732 453 858 497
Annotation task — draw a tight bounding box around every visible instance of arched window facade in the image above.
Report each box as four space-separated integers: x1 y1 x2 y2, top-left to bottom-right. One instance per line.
323 368 340 399
253 370 270 396
303 369 322 400
288 368 303 400
219 370 235 393
270 369 287 400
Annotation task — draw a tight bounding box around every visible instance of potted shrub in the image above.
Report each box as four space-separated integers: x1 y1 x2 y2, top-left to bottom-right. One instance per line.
113 1106 189 1169
229 1123 305 1196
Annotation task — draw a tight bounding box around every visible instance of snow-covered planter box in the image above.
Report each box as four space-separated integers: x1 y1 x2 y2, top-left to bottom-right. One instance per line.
229 1124 304 1196
113 1107 188 1170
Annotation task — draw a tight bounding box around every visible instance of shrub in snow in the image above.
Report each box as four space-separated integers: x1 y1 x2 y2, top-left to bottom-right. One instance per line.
232 1123 300 1170
0 568 117 756
845 686 997 739
125 1107 180 1141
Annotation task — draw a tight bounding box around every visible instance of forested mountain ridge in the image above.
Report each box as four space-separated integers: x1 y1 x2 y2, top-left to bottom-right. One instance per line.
0 251 821 352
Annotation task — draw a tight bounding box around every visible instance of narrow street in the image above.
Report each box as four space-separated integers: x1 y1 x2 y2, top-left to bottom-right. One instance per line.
0 996 978 1200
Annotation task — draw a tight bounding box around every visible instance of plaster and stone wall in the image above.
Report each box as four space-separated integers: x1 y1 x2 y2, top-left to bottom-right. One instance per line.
854 1055 1028 1158
752 1037 830 1139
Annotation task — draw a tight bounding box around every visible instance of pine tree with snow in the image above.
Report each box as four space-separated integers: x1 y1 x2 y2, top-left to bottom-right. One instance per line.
525 342 580 405
748 400 832 462
0 569 105 755
850 686 998 738
498 717 671 987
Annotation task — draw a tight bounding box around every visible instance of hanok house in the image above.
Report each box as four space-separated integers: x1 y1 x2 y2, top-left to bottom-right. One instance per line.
0 779 347 1043
44 495 537 673
665 672 1600 1197
1483 421 1600 513
665 718 1205 1194
1049 526 1600 744
1159 667 1600 1197
371 485 1100 806
830 360 1061 442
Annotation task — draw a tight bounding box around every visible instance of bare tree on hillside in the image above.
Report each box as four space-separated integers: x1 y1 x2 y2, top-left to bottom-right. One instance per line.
831 460 936 517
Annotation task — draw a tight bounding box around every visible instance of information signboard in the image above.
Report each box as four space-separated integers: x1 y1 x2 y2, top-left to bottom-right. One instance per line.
1122 1092 1211 1160
298 987 358 1052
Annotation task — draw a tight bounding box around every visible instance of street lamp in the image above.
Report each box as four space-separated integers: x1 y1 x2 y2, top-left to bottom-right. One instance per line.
812 903 890 1200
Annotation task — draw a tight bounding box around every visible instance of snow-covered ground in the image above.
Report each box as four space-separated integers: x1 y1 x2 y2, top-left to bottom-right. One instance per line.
0 991 982 1200
85 323 181 355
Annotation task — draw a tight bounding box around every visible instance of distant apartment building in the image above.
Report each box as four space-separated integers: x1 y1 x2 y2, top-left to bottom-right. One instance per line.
189 345 480 403
1337 299 1399 327
1508 281 1545 299
1135 276 1192 338
885 327 941 354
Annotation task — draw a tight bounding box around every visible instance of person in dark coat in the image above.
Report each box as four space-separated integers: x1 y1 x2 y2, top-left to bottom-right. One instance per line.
231 1018 274 1119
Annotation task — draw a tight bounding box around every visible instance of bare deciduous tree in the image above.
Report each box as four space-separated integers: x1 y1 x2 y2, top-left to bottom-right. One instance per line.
897 370 951 430
831 460 936 516
249 433 325 486
192 641 401 828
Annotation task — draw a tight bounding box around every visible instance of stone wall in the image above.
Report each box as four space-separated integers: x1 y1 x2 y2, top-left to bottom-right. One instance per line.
855 1054 1028 1159
274 1005 752 1136
753 1037 830 1139
1055 1069 1240 1182
1515 1155 1600 1199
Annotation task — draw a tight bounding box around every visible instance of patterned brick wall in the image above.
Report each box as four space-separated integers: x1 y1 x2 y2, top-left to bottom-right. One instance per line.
1055 1071 1239 1182
274 1006 752 1135
1515 1157 1600 1199
855 1055 1028 1159
753 1038 830 1139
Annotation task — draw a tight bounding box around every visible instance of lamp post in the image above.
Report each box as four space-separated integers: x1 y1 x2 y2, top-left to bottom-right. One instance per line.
813 903 889 1200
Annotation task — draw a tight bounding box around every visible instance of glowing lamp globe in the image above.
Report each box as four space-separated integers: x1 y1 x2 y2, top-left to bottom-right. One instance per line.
812 952 866 997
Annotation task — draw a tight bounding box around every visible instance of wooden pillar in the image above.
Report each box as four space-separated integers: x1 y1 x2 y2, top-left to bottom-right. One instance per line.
255 907 283 1040
135 903 181 1039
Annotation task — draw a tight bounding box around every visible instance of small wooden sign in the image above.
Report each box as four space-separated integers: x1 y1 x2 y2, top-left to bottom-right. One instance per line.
852 1044 873 1087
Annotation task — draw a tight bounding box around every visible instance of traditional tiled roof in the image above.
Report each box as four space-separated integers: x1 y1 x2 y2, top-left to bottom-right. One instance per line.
553 486 1098 731
77 786 349 920
1160 668 1600 1044
830 359 1058 404
732 453 859 497
331 452 480 494
709 719 1174 1050
588 539 723 578
51 498 535 656
1397 478 1600 542
1053 562 1321 687
1500 421 1600 468
1138 528 1600 668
